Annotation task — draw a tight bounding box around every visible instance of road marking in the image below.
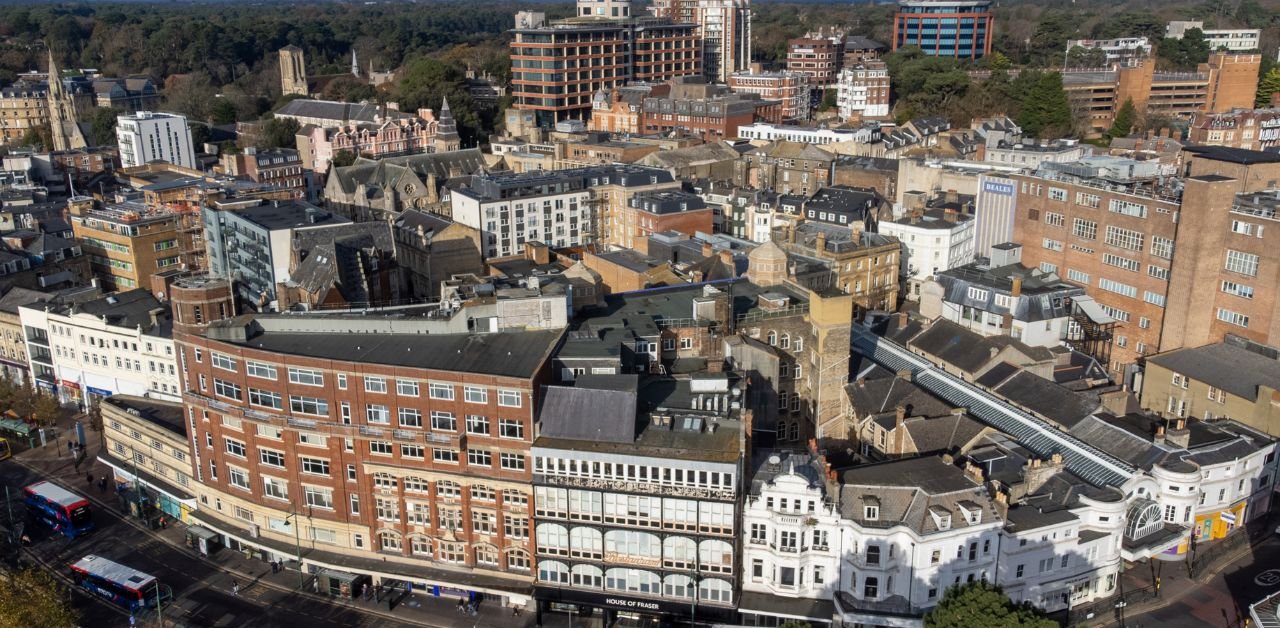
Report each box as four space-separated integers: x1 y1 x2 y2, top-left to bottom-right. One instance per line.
1255 569 1280 586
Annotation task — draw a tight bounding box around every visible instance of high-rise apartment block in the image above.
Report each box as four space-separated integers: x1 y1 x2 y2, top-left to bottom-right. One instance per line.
728 70 808 121
786 37 840 87
836 62 891 120
892 0 994 60
116 111 196 170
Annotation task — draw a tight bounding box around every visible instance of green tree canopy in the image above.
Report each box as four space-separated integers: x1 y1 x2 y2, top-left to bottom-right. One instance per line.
260 117 301 150
86 107 120 147
1108 98 1138 139
1015 71 1073 138
1066 46 1108 69
1258 67 1280 108
0 568 78 628
331 149 358 169
1158 28 1211 71
924 581 1055 628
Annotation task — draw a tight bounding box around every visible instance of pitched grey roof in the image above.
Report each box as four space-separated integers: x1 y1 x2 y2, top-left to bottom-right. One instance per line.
538 376 639 444
330 148 489 195
908 319 1046 375
46 289 169 334
991 371 1100 429
1146 340 1280 402
905 414 989 453
0 287 54 314
846 375 953 419
276 99 413 125
839 456 997 535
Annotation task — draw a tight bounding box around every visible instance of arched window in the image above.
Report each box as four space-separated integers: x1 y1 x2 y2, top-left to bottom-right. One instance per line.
698 539 734 573
378 530 402 552
767 330 777 346
437 480 461 497
663 574 693 599
373 473 398 490
780 333 790 349
474 545 498 567
570 527 603 559
663 536 696 569
699 578 732 604
605 568 660 595
403 476 430 493
536 523 569 555
604 530 661 561
571 564 603 588
506 549 531 572
408 535 432 557
538 560 569 584
1125 499 1163 540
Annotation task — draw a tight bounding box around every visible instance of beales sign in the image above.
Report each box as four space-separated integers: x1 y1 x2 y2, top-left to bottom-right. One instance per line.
981 180 1015 196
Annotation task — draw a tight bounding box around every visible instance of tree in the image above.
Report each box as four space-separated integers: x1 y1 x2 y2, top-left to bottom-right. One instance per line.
1158 28 1211 71
86 397 103 437
924 581 1055 628
1016 71 1073 138
260 117 301 150
210 98 239 126
1108 98 1138 139
1257 67 1280 108
819 89 837 112
321 75 377 103
1066 46 1108 69
32 392 62 427
86 107 120 147
19 125 51 151
0 568 79 628
163 72 218 124
331 150 357 169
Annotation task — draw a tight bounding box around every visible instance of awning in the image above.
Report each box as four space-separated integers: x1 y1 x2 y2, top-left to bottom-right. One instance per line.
1073 296 1116 325
187 525 218 541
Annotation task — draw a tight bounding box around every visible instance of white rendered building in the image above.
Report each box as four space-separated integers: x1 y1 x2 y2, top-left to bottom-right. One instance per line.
879 207 976 301
116 111 196 169
19 289 180 408
836 63 890 119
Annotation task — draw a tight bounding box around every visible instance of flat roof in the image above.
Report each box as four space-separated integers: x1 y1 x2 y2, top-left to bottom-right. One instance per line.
1185 145 1280 165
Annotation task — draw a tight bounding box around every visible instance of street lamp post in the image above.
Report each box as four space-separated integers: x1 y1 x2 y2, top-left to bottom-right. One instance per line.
283 508 305 590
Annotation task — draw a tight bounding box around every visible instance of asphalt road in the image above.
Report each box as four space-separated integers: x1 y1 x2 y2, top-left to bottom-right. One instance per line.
0 460 421 628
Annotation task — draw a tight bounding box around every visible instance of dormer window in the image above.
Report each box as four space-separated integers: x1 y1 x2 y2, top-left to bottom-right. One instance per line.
929 505 952 530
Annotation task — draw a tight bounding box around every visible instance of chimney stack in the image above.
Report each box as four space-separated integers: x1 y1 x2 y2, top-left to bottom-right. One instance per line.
894 405 906 455
1011 276 1023 297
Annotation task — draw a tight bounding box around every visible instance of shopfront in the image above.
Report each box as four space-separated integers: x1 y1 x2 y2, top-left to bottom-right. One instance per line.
58 378 81 407
534 586 738 628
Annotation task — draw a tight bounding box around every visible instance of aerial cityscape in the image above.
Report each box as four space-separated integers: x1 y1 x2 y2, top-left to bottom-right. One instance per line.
0 0 1279 627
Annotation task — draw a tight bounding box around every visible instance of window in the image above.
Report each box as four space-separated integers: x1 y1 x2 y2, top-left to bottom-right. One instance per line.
1222 280 1255 299
865 505 879 520
1151 236 1174 260
467 415 490 435
498 389 522 407
1072 218 1097 240
288 367 324 386
428 382 454 400
431 411 456 431
298 432 326 448
866 545 880 566
289 395 329 416
224 438 246 458
1217 308 1250 328
213 379 241 401
1076 192 1101 208
437 481 461 498
377 498 400 522
228 466 250 490
468 449 492 467
506 516 529 538
366 404 390 424
304 486 333 510
464 386 488 404
1042 238 1063 252
1148 265 1169 280
300 457 330 476
364 376 387 393
369 441 393 455
263 477 288 501
1045 212 1064 227
246 361 276 379
337 374 347 390
1143 291 1166 307
259 449 285 468
1039 262 1058 274
966 287 989 302
504 489 527 506
863 576 879 599
433 449 459 464
1104 226 1144 251
1225 250 1259 277
398 408 422 428
248 388 282 409
1108 198 1147 218
211 353 236 372
1231 220 1260 236
501 452 526 471
473 511 496 534
1049 187 1067 201
397 380 419 397
1067 269 1090 284
1098 278 1138 298
1103 253 1140 272
499 419 524 439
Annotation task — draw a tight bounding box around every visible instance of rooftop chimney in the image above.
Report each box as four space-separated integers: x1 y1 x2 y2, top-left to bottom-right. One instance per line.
1011 276 1022 297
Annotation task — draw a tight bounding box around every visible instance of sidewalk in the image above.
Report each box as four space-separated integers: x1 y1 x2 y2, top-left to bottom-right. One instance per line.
15 422 534 628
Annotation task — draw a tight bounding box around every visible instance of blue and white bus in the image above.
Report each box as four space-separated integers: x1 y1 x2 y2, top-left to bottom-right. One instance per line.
70 555 171 612
23 481 93 538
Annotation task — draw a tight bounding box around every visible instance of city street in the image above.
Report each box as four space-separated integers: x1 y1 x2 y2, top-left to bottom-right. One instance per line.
0 457 424 628
1110 533 1280 628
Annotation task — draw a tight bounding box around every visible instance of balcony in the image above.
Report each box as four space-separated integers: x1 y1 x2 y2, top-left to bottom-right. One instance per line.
535 474 735 502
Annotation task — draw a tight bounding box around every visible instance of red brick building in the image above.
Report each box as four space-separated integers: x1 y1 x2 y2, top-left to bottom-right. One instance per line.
786 37 841 87
175 297 562 605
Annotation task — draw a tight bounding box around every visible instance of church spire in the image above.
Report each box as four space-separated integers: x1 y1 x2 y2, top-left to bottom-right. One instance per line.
351 49 359 77
46 50 87 152
433 96 461 152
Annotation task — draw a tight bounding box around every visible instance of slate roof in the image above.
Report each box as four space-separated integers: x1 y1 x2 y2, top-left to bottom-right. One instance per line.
329 148 489 195
846 375 953 419
839 456 996 535
905 414 989 454
538 376 639 444
907 319 1050 375
1146 340 1280 402
639 141 741 168
0 287 53 315
844 36 886 50
1069 412 1273 471
276 99 413 125
216 323 562 379
1184 145 1280 165
990 371 1100 429
45 289 170 334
